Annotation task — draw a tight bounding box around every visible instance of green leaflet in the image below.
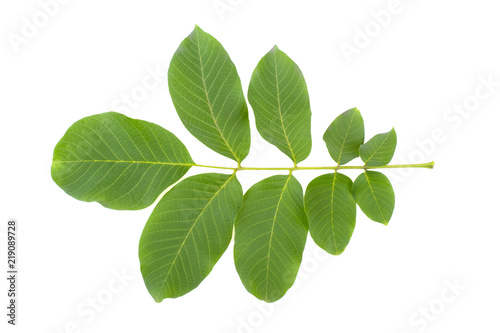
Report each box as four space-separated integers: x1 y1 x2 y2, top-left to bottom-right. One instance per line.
304 172 356 255
352 171 395 225
51 112 193 210
323 108 364 165
168 25 251 163
359 128 397 166
248 46 312 164
139 173 243 302
234 174 308 302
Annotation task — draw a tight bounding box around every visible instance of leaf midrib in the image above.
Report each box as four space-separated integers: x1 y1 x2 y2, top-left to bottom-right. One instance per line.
265 173 292 301
194 28 240 163
53 160 193 166
273 50 297 164
330 172 339 253
336 111 356 166
364 171 387 223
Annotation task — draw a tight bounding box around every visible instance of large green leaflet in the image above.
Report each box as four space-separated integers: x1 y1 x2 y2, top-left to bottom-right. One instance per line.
248 46 312 164
304 173 356 255
234 174 308 302
168 25 250 163
51 112 193 210
323 108 364 165
352 171 395 224
139 173 243 301
359 128 397 166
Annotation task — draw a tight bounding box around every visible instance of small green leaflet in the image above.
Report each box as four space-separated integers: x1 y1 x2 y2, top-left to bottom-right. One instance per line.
168 25 251 163
359 128 397 166
51 112 193 210
323 108 364 165
248 46 312 164
139 173 243 302
234 174 308 302
352 171 395 225
304 172 356 255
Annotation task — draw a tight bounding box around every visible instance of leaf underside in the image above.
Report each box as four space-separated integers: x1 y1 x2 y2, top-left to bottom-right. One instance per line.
323 107 364 165
50 26 407 304
168 25 251 163
248 46 312 164
352 171 395 225
359 128 397 167
305 172 356 255
139 173 243 302
234 174 308 302
51 112 193 210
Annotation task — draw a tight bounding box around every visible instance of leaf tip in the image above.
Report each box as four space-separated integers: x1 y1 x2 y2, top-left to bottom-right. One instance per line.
190 25 204 39
329 247 347 256
391 127 397 144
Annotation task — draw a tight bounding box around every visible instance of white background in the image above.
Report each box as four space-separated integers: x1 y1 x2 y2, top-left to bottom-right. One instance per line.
1 0 499 332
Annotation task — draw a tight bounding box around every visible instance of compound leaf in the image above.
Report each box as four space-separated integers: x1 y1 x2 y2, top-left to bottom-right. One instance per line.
304 172 356 255
352 171 395 225
51 112 193 210
139 173 243 302
323 108 364 165
168 25 250 163
248 46 312 164
234 174 308 302
359 128 397 166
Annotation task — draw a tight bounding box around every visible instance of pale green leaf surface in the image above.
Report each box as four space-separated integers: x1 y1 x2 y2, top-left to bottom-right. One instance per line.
168 25 250 162
304 172 356 255
234 174 308 302
359 128 397 166
248 46 312 164
323 108 364 165
139 173 242 302
51 112 193 210
352 171 395 225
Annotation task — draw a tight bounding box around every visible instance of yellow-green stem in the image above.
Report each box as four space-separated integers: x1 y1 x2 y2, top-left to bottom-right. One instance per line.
194 161 435 172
